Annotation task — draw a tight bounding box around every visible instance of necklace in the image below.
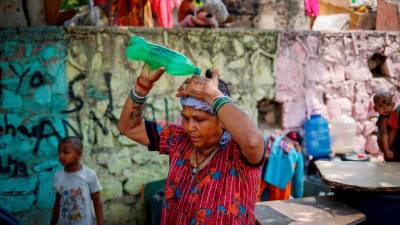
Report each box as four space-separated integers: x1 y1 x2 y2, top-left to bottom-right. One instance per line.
191 146 219 182
195 149 208 166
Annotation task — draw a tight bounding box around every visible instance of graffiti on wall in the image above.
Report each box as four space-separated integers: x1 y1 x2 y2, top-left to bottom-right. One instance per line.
0 40 67 173
0 30 177 221
61 70 174 146
60 72 118 145
0 32 68 214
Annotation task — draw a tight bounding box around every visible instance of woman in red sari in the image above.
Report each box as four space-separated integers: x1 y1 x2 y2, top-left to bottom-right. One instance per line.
118 64 265 224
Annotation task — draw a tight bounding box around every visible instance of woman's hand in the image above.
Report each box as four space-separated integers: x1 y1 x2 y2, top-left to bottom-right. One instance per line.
136 64 165 96
176 69 222 104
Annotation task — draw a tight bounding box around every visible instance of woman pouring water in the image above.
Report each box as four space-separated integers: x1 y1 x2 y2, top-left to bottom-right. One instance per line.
118 64 265 225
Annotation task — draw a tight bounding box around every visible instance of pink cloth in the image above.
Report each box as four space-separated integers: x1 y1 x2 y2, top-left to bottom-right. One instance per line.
305 0 320 17
151 0 180 28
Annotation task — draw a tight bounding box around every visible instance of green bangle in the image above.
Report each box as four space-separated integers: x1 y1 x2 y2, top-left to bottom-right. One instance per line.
212 98 225 113
211 96 231 115
129 89 148 105
214 99 231 115
211 97 226 113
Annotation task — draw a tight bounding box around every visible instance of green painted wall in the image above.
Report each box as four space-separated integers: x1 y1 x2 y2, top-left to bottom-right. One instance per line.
0 28 67 225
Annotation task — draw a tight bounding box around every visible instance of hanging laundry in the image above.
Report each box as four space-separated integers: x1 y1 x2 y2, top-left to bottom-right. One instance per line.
305 0 320 17
172 0 182 8
144 0 154 27
258 135 304 201
150 0 180 28
94 0 108 8
112 0 150 26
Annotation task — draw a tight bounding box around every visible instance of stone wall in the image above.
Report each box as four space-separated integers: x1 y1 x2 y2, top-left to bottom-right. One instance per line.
255 0 309 30
222 0 309 29
222 0 259 27
0 27 278 225
276 31 400 154
1 27 399 225
376 0 400 31
0 28 67 224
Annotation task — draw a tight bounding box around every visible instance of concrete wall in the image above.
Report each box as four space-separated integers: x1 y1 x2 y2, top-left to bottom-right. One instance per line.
0 27 399 224
0 0 46 27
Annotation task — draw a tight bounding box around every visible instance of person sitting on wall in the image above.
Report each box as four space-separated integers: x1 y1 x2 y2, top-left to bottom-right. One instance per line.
177 0 231 28
118 65 265 224
373 91 400 161
178 0 197 22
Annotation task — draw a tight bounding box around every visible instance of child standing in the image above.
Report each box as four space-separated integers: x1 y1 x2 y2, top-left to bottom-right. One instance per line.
50 137 104 225
373 91 400 161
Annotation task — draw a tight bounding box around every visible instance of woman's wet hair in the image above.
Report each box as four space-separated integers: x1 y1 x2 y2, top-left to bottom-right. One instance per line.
205 69 231 97
218 79 231 97
59 136 83 153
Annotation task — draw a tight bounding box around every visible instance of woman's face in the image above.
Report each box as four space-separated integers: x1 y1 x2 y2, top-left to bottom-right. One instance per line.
181 106 224 150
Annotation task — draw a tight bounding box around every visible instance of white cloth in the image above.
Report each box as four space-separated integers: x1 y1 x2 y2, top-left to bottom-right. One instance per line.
53 165 102 225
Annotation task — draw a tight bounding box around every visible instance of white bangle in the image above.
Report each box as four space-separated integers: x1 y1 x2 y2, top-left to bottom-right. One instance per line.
129 88 148 104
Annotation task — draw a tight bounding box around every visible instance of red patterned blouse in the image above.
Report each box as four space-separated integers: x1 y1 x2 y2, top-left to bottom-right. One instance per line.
145 120 262 225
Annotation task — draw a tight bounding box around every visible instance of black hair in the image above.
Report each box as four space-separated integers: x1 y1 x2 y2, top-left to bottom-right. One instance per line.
286 131 303 146
59 136 83 153
373 90 393 104
205 69 231 97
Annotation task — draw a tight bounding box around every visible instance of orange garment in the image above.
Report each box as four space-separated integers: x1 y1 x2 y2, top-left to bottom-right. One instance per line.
112 0 150 26
257 134 303 201
257 181 292 201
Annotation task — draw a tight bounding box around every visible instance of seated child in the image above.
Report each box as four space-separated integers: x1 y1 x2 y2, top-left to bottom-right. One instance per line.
373 91 400 161
284 131 303 153
178 0 197 22
50 137 104 225
178 0 229 28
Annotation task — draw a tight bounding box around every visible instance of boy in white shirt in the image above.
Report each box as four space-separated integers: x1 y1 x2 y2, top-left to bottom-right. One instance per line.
50 137 104 225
